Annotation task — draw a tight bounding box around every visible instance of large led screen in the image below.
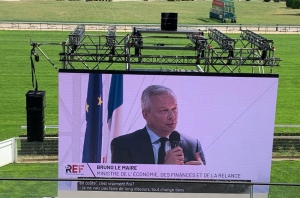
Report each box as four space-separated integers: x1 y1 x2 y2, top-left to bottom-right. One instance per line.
58 70 278 198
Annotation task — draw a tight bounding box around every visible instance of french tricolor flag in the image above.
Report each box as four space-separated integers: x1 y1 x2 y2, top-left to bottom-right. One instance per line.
102 74 123 163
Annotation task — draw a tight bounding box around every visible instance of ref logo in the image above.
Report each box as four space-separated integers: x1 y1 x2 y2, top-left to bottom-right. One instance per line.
65 164 84 174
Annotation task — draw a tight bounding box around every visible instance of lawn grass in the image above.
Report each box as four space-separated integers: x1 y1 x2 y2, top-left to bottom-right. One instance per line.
265 34 300 125
0 31 66 140
0 1 300 25
269 161 300 198
0 163 58 198
0 31 299 141
0 2 299 198
0 1 299 141
0 161 299 197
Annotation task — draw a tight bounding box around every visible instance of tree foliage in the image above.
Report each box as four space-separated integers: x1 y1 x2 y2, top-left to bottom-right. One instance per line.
291 0 300 8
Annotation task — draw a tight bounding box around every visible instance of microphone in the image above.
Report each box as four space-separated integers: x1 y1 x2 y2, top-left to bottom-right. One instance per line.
169 131 181 149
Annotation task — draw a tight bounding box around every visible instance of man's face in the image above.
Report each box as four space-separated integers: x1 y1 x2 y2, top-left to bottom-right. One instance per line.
142 94 178 137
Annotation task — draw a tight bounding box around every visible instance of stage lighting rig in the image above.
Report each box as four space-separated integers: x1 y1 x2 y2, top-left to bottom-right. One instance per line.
187 33 208 50
208 28 236 65
30 24 280 73
187 33 208 64
240 30 275 61
68 25 85 52
240 30 272 51
208 28 235 50
106 25 117 57
106 25 117 47
131 27 143 56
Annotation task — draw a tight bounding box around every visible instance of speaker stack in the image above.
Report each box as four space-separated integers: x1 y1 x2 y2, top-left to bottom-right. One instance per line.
26 90 46 142
161 12 178 31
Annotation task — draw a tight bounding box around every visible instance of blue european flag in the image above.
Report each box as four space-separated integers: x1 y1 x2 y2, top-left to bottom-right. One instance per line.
82 73 103 163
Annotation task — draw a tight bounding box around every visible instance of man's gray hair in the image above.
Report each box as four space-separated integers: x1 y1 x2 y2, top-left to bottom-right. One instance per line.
141 85 177 112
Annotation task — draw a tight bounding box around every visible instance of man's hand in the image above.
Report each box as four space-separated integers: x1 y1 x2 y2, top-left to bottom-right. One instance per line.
163 147 184 165
184 152 203 165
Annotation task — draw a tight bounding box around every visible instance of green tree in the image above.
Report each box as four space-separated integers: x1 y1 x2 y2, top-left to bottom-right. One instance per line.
291 0 300 8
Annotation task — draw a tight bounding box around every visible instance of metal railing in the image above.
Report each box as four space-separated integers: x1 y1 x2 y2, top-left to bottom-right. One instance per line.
1 22 300 34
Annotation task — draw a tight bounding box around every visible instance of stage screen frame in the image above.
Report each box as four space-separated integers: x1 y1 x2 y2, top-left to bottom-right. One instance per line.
58 69 279 198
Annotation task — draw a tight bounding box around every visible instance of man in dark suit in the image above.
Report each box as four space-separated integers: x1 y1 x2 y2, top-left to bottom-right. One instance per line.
111 85 206 165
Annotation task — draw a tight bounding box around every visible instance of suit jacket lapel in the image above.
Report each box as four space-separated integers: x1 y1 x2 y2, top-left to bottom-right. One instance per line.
137 127 155 164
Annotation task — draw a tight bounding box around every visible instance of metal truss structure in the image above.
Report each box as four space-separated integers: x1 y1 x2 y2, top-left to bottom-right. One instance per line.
30 25 281 73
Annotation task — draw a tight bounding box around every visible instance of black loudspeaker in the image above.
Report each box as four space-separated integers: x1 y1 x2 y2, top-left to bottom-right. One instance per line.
26 90 46 142
161 12 178 31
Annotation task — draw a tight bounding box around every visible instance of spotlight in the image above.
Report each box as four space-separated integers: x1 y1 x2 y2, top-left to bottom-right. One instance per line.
261 50 267 60
31 49 39 62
